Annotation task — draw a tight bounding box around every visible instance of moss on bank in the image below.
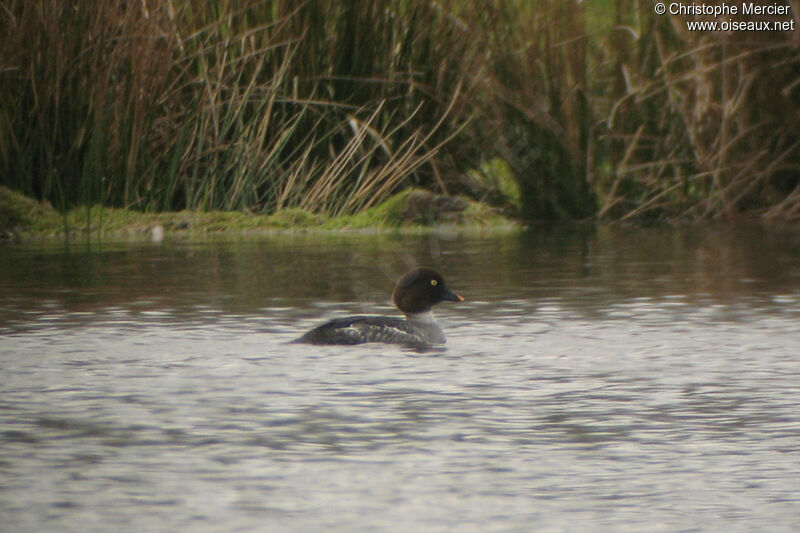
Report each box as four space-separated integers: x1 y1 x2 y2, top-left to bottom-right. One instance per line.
0 186 516 241
0 186 62 234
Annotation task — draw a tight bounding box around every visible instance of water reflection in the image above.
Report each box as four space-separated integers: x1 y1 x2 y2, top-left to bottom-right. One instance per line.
3 225 800 331
1 225 800 531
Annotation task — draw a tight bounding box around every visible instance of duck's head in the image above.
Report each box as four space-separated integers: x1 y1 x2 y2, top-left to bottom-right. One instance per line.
391 267 464 315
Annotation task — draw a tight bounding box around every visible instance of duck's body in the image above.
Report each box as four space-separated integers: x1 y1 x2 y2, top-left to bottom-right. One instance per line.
295 311 446 347
294 268 463 348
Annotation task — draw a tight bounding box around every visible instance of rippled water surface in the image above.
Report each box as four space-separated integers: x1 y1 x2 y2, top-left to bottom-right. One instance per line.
2 225 800 532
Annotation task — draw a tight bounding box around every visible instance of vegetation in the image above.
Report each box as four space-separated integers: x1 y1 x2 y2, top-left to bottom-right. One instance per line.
595 1 800 222
0 185 512 240
1 0 798 225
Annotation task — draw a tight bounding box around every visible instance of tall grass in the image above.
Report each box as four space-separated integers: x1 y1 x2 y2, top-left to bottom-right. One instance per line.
474 1 598 220
0 0 475 214
1 0 798 222
598 0 800 221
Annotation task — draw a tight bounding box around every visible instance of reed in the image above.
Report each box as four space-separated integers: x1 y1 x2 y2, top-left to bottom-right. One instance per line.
0 0 475 215
473 0 598 220
598 0 800 221
1 0 798 222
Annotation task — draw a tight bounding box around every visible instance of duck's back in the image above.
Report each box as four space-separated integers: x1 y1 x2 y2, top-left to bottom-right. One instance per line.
294 315 444 347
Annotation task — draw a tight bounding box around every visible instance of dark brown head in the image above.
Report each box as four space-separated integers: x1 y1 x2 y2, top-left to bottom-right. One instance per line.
391 267 464 315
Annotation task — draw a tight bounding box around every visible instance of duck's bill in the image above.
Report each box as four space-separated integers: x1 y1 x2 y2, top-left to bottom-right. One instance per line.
443 289 465 302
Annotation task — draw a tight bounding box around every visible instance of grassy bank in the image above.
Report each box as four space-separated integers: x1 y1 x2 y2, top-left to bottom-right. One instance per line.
0 186 515 241
1 1 798 223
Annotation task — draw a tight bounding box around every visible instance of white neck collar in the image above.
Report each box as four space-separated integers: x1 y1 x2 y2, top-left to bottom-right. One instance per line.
405 310 436 323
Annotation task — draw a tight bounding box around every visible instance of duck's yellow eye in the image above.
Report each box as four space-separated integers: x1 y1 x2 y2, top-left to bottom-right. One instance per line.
431 279 438 286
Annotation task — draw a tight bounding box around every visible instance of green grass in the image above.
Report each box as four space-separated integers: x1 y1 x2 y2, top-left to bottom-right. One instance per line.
1 186 514 241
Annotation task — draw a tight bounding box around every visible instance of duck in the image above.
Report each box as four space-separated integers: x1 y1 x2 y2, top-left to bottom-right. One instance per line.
294 267 463 348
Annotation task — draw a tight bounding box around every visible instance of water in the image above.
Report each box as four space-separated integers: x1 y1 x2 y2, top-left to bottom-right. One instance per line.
1 225 800 532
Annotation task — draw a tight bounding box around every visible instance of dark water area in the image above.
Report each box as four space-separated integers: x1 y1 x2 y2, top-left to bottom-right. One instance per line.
1 225 800 532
